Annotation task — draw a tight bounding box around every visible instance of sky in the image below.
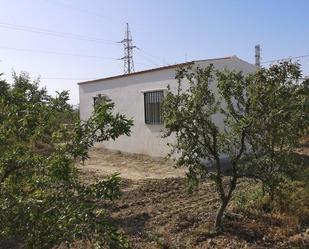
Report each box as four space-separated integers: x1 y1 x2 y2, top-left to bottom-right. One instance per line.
0 0 308 104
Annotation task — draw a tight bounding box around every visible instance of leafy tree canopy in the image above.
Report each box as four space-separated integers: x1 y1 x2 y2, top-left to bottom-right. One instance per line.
0 72 133 248
162 62 309 230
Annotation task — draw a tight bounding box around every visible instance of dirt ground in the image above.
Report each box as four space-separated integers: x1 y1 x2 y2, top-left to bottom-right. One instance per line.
78 147 187 180
77 147 309 249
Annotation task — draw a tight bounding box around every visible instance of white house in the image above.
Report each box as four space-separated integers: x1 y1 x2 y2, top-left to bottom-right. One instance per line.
78 56 256 157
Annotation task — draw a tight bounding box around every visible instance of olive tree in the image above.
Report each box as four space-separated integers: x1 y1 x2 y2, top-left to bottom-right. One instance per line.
0 72 133 248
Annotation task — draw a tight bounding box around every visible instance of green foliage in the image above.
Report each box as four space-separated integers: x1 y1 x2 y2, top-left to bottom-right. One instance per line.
240 62 309 201
233 176 309 226
162 61 309 230
0 72 75 147
232 181 266 214
66 98 133 162
162 65 252 230
272 176 309 225
0 173 126 248
0 72 133 248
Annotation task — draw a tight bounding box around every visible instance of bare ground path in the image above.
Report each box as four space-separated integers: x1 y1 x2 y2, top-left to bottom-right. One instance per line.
78 147 187 180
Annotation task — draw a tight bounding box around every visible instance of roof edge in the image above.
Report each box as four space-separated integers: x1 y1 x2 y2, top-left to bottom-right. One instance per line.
78 61 194 85
78 56 249 85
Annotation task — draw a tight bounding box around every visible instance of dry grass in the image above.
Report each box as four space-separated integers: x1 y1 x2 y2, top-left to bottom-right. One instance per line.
76 146 309 249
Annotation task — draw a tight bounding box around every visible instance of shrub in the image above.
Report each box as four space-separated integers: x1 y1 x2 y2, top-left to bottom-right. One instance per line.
0 73 133 248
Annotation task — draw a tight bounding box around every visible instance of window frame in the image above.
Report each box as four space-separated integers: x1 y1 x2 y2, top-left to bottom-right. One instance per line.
144 90 164 125
93 94 110 107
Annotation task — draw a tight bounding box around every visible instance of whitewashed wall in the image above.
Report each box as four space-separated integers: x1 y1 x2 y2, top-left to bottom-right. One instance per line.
79 57 256 157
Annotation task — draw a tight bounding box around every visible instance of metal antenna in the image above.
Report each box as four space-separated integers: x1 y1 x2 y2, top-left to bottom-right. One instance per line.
121 23 136 74
255 44 261 67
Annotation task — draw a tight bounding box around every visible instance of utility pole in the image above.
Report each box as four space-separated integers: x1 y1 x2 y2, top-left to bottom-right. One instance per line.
255 44 261 67
121 23 136 74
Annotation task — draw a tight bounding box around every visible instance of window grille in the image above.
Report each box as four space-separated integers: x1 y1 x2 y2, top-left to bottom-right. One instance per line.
93 94 109 107
144 90 164 124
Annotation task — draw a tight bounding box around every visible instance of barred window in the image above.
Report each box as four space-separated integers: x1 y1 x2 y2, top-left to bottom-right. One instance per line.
93 94 109 107
144 90 164 124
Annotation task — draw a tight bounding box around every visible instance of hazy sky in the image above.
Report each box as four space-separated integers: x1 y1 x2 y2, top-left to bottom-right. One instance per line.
0 0 308 104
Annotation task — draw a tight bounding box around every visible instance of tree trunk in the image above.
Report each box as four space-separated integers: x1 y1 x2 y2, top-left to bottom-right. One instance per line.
269 186 275 208
215 198 229 231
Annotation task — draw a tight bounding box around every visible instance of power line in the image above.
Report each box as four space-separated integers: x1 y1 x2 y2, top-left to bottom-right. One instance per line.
0 46 118 60
43 1 169 68
135 53 161 67
0 45 158 69
261 54 309 64
135 62 156 67
41 77 95 81
136 47 168 66
0 22 119 44
45 0 125 25
137 48 169 66
135 49 163 67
